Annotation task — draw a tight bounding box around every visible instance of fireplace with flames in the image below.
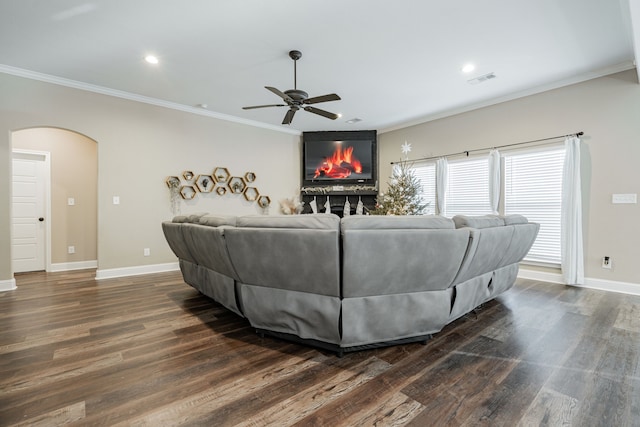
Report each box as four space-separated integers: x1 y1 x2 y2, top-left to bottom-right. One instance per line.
303 135 375 185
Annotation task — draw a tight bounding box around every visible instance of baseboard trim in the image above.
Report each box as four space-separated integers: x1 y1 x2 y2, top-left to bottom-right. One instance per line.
518 268 640 296
580 277 640 297
50 260 98 272
0 278 17 292
517 268 564 284
95 262 179 280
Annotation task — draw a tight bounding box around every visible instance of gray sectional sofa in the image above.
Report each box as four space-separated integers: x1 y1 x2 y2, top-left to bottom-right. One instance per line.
162 213 539 355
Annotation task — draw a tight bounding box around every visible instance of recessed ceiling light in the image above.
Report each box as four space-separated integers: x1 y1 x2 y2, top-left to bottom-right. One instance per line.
345 118 362 124
462 63 475 73
144 55 159 65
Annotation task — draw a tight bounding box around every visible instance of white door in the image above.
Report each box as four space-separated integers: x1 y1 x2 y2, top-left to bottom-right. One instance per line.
12 151 48 273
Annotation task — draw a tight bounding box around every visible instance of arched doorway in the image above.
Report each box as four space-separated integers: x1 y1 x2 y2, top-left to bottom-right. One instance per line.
11 127 97 273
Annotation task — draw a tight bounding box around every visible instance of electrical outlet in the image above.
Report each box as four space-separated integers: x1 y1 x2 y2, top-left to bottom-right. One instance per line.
113 196 120 205
612 193 637 204
67 197 75 206
143 248 150 257
602 256 612 269
68 246 75 254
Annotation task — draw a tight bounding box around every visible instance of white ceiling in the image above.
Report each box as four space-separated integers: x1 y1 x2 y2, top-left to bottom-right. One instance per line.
1 0 638 134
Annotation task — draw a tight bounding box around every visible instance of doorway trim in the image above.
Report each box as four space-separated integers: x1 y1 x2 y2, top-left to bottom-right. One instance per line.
12 149 52 273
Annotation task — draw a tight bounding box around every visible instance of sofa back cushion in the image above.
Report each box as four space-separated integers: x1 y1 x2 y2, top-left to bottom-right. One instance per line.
451 215 539 285
341 215 469 297
225 214 341 297
161 222 197 264
182 224 240 280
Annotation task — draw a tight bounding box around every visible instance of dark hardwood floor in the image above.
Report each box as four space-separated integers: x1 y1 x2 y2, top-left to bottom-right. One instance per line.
1 269 639 426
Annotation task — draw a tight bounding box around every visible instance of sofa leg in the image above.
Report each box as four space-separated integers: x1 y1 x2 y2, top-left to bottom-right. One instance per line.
421 334 433 345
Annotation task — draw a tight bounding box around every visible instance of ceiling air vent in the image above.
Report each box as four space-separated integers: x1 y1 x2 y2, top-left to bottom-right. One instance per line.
467 72 496 85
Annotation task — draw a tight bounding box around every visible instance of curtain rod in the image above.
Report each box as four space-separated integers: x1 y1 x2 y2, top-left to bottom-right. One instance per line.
390 131 584 165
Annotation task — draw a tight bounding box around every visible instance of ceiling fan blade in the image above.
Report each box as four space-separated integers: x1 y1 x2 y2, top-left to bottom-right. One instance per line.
304 106 339 120
304 93 341 104
242 104 286 110
282 109 296 125
265 86 294 103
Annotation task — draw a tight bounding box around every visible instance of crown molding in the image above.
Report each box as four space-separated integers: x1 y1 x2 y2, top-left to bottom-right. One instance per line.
0 64 301 136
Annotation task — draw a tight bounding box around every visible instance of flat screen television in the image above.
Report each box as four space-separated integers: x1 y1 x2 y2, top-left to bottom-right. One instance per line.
302 130 377 187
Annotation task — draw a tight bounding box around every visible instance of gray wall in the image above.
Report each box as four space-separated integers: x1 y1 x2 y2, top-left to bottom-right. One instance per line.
0 72 300 280
379 70 640 286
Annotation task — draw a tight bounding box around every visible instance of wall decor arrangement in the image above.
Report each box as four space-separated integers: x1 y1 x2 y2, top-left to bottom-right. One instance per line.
166 168 270 214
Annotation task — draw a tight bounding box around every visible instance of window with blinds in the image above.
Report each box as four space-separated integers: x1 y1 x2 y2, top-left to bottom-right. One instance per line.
410 162 436 214
504 147 565 264
445 157 493 217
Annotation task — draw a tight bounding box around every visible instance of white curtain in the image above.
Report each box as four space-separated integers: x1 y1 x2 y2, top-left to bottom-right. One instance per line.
561 136 584 285
436 157 448 215
488 149 501 214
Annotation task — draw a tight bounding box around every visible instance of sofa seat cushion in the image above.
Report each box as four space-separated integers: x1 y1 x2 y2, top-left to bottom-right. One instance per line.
501 214 529 225
237 213 340 229
199 214 237 227
342 215 454 230
171 212 209 223
453 214 505 229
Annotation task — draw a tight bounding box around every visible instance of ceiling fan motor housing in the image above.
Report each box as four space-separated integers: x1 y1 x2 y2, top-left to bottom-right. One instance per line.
284 89 308 103
289 50 302 60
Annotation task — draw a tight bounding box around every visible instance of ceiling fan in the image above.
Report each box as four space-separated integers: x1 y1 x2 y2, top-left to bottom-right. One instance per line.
243 50 341 125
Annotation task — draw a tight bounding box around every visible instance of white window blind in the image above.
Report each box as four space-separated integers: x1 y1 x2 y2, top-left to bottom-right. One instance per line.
445 157 492 217
411 162 436 214
504 147 565 264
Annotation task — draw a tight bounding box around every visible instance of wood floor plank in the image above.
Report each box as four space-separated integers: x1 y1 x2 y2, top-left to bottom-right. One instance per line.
1 271 640 426
517 387 578 426
233 356 393 427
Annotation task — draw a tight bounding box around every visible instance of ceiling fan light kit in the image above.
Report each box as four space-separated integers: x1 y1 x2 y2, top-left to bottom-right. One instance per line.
243 50 341 125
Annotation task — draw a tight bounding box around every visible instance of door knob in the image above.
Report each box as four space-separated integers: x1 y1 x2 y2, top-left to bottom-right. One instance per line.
38 217 44 222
